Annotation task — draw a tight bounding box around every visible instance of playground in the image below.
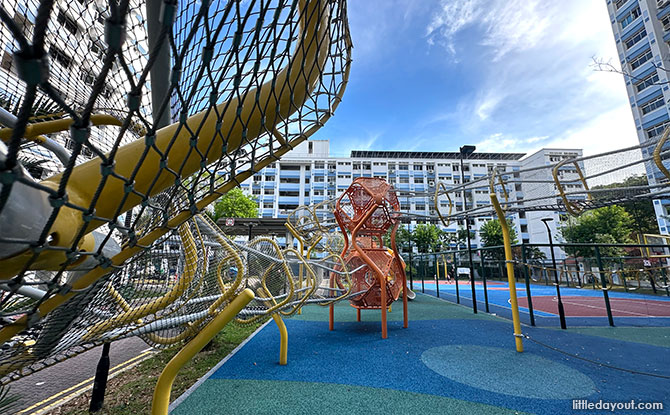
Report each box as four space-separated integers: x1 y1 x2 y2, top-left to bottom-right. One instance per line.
0 0 670 413
170 294 670 415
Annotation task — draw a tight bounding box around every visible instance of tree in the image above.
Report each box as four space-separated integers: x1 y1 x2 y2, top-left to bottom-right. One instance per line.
479 219 518 260
383 225 411 252
441 227 475 249
560 205 634 259
412 223 444 253
212 187 258 220
592 174 658 235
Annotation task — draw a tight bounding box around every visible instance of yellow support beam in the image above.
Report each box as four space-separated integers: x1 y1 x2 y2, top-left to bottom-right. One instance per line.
272 314 288 365
151 289 254 415
490 194 523 353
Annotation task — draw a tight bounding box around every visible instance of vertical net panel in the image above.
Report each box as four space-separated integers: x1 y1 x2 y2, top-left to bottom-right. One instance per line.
0 0 351 382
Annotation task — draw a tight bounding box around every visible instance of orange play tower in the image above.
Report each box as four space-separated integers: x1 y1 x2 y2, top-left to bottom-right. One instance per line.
331 177 408 338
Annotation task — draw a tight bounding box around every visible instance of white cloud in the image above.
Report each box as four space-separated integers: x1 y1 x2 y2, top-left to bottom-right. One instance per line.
426 0 551 61
475 104 639 158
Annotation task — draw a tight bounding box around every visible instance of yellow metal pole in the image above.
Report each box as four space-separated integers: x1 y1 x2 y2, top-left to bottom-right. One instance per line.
272 314 288 365
151 289 254 415
490 194 523 352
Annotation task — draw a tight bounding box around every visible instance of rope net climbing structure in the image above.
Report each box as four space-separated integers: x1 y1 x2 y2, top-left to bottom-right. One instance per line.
0 0 351 382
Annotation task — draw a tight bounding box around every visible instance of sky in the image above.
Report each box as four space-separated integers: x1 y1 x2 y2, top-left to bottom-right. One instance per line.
312 0 639 159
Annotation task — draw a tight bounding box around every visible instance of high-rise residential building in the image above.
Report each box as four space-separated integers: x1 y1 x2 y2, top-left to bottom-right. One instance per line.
239 139 584 256
606 0 670 233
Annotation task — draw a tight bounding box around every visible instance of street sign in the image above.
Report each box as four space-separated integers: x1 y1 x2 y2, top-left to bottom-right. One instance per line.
225 218 235 227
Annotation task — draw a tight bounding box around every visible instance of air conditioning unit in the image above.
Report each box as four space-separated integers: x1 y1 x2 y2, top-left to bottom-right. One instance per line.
659 0 669 8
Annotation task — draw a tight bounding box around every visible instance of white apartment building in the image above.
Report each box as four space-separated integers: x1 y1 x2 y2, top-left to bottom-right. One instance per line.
240 139 584 255
606 0 670 233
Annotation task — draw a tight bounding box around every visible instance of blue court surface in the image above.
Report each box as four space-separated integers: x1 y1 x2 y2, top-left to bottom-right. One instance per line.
171 293 670 414
418 280 670 328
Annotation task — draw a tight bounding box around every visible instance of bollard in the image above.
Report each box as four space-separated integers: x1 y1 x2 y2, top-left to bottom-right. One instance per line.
521 245 535 326
594 246 615 327
479 252 490 313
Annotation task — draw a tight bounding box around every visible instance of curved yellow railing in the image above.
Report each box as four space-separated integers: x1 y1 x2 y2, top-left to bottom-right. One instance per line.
490 193 523 353
151 289 254 415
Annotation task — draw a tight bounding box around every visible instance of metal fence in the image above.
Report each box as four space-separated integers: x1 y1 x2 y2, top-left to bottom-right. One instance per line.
403 242 670 328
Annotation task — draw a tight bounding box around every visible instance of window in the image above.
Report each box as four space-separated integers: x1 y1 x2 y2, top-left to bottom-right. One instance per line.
362 163 371 169
279 178 300 184
614 0 626 10
415 204 426 211
0 51 12 72
50 46 72 68
640 95 665 115
453 164 459 171
646 121 670 139
279 191 299 197
399 177 410 184
263 203 274 209
629 49 652 70
413 177 423 184
315 162 324 169
413 164 423 170
281 164 300 171
663 13 670 30
314 176 324 182
264 175 274 181
624 27 646 50
398 164 409 170
57 11 78 36
636 71 659 92
304 177 310 184
13 12 33 35
620 6 640 29
80 70 95 86
252 189 261 195
265 188 274 195
308 142 313 154
353 163 361 170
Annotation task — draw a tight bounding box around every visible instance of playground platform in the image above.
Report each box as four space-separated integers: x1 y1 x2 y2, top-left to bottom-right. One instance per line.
170 294 670 414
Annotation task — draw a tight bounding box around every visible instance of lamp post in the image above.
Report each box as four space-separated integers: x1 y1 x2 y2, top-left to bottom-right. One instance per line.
460 145 477 314
541 217 567 329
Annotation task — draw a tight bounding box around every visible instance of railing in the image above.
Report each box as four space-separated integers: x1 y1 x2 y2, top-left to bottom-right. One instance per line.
405 242 670 328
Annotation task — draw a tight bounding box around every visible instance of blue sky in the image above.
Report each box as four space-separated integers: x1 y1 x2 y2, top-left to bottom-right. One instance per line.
312 0 638 158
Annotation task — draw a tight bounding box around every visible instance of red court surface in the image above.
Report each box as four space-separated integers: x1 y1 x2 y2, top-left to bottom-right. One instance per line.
518 296 670 317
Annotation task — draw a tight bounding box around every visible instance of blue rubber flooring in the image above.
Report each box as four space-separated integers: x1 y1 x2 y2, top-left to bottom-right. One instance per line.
172 294 670 415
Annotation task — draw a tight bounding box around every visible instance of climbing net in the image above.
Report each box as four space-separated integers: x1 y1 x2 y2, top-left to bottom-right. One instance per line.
0 0 351 382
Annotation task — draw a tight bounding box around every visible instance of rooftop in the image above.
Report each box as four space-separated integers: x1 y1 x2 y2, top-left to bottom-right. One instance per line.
349 150 526 161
